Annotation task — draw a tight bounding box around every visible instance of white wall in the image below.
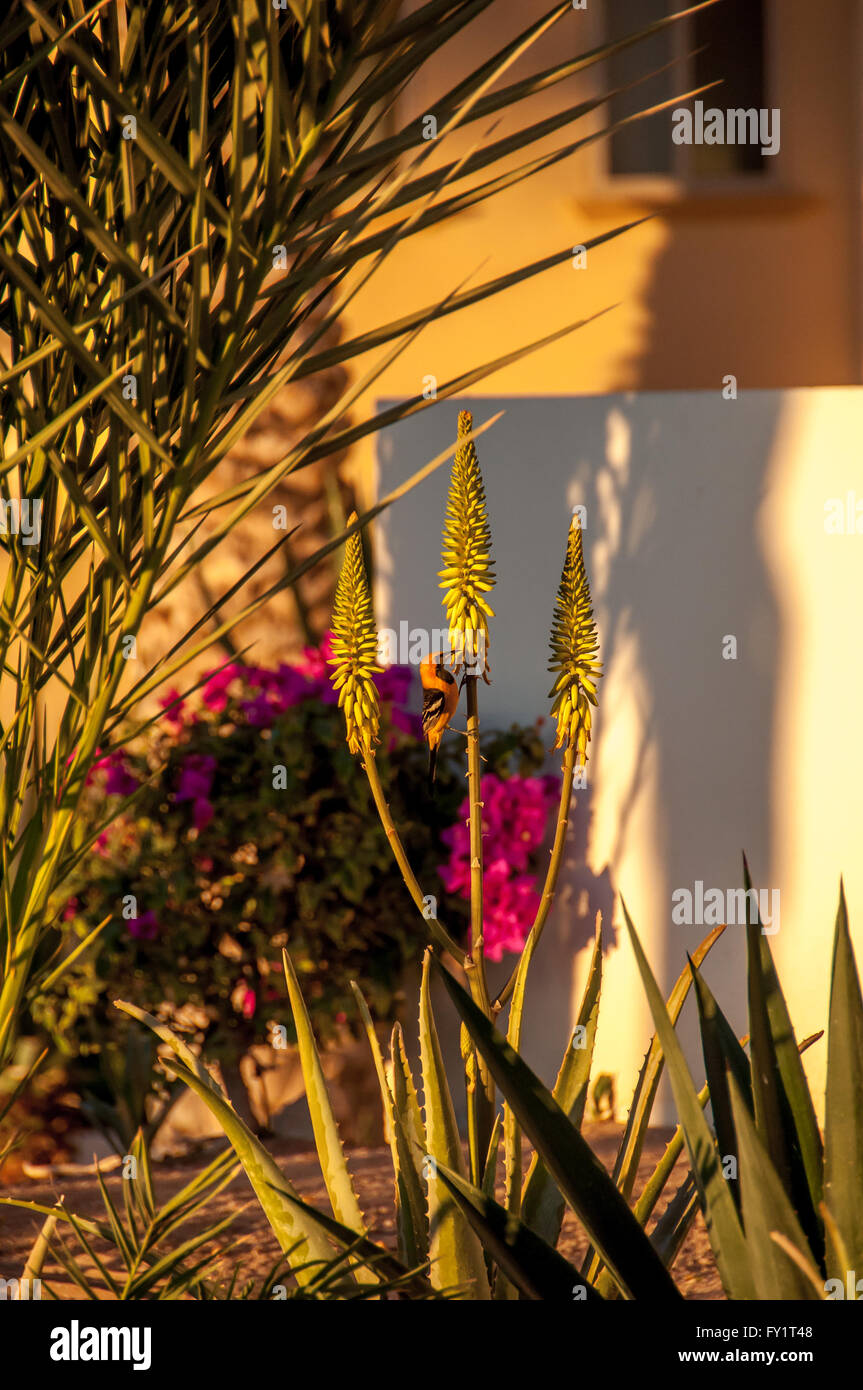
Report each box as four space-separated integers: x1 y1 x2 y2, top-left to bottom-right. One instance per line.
375 388 863 1124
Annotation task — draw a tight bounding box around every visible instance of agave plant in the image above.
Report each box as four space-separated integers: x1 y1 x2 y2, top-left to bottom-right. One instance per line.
0 0 713 1080
115 921 734 1299
431 869 856 1303
622 870 862 1300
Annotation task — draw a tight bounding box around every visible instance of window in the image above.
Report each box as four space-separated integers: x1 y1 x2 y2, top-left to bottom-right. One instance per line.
606 0 769 180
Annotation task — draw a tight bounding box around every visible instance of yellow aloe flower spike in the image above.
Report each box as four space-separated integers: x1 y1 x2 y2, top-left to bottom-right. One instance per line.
548 514 602 759
439 410 495 673
328 513 383 754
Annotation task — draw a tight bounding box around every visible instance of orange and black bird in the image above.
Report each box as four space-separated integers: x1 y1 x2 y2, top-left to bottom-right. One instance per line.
420 653 459 788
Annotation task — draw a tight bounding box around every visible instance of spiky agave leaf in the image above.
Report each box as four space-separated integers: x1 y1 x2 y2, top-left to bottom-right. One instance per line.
547 516 602 758
328 514 383 755
439 411 495 671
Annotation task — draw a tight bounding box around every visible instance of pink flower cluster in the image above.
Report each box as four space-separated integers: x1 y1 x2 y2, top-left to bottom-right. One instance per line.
175 753 217 831
87 748 138 798
439 773 559 962
128 909 159 941
154 636 417 834
160 635 416 735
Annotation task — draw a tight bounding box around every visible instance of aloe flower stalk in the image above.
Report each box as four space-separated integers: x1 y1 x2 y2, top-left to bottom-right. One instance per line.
548 513 602 760
328 512 384 755
494 515 602 1015
492 515 602 1225
438 414 494 991
439 410 495 674
329 514 464 964
439 410 495 1181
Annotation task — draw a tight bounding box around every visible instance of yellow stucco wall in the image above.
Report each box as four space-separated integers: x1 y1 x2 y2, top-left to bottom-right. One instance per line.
344 0 861 510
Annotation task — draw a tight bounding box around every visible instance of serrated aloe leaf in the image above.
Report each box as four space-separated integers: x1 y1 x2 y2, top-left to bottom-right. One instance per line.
690 956 752 1211
614 924 726 1203
742 856 823 1262
649 1172 700 1273
482 1112 503 1200
389 1021 430 1266
273 1159 434 1296
391 1021 427 1153
350 983 428 1270
821 1201 851 1289
620 901 755 1300
768 1233 827 1299
283 951 365 1235
824 881 863 1277
594 1084 710 1301
418 952 490 1299
727 1074 819 1299
431 952 680 1301
609 1024 824 1302
435 1160 603 1303
584 922 723 1285
115 1001 335 1286
521 919 602 1247
633 1081 709 1230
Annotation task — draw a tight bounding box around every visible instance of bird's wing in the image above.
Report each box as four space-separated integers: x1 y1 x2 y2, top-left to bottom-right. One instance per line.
421 687 446 738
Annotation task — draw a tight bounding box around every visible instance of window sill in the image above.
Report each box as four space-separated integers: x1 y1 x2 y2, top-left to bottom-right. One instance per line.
573 186 818 220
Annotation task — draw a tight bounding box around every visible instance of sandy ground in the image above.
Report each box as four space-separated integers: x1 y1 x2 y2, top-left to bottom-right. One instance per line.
0 1122 722 1300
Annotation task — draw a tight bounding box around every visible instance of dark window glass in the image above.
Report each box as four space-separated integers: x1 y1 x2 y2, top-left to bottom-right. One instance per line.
692 0 766 174
608 0 675 175
608 0 767 178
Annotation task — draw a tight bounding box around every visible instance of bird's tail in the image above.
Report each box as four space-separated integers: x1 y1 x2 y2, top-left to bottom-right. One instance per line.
428 742 438 790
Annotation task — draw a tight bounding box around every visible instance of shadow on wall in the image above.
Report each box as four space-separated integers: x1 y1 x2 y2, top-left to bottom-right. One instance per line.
376 391 783 1107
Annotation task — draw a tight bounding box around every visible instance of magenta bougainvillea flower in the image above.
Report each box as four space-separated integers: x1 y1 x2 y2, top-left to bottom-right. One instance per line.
295 632 334 680
191 635 413 734
174 753 217 831
159 640 416 839
158 687 186 727
175 753 216 803
128 909 159 941
192 798 214 831
441 773 559 961
89 749 139 798
201 663 246 712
